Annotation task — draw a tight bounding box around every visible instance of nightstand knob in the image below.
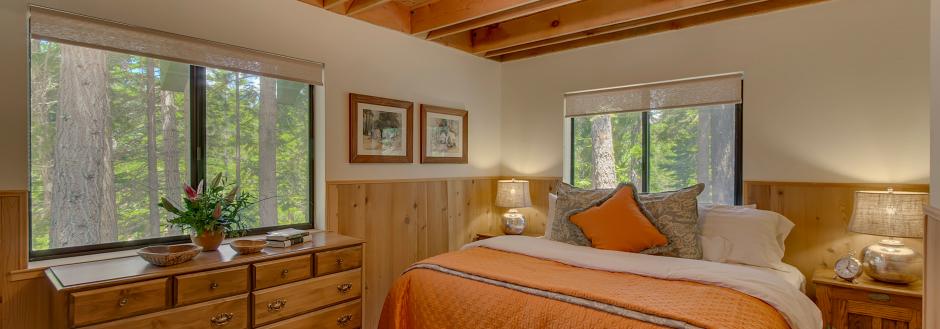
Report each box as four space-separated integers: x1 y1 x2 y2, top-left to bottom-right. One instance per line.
867 293 891 302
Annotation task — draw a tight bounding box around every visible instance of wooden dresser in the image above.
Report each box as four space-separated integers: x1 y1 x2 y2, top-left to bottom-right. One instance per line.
813 268 922 329
44 231 364 329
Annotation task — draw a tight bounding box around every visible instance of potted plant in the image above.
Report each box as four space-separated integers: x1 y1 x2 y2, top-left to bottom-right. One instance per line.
158 173 254 251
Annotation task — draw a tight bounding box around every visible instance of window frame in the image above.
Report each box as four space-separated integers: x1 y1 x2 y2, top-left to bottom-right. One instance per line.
29 63 317 261
567 103 743 204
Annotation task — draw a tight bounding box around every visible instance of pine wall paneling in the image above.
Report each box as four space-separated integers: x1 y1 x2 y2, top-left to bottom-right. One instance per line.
744 181 929 297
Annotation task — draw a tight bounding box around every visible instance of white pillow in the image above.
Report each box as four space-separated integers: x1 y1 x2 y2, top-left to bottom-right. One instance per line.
544 193 558 239
699 207 794 271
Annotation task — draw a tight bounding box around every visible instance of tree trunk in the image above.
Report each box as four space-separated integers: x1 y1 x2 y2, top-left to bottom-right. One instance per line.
162 90 182 235
234 73 241 185
590 114 618 189
51 44 115 247
259 77 278 227
146 59 161 237
710 105 735 204
697 109 712 201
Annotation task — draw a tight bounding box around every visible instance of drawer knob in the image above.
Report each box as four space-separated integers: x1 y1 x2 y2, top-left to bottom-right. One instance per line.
267 298 287 312
337 314 353 326
210 312 234 327
280 269 289 278
337 283 353 293
117 297 129 308
336 258 344 266
868 293 891 302
210 282 219 290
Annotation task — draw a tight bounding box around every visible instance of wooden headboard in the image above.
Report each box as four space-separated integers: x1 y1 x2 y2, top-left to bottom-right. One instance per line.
744 181 929 296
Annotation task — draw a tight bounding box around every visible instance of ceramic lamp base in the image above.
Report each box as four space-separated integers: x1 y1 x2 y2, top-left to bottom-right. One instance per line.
861 239 923 284
501 209 526 235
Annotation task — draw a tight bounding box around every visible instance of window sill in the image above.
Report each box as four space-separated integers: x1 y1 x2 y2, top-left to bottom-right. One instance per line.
16 230 322 282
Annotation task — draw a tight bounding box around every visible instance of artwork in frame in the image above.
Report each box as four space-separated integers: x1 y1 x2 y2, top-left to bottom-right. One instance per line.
349 93 414 163
420 105 468 164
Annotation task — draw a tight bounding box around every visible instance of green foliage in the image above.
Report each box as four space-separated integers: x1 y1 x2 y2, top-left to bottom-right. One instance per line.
160 173 254 235
29 40 312 251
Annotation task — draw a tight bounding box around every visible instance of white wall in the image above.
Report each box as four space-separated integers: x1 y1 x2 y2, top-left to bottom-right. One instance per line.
928 0 939 326
500 0 929 184
0 0 503 190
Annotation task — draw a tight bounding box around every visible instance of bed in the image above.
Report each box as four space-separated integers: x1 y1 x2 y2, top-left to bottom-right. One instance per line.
378 236 821 329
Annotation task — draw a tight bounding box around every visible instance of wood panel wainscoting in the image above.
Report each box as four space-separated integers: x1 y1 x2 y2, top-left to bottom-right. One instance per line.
744 181 929 297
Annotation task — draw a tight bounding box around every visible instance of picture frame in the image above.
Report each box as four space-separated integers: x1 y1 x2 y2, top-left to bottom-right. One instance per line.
420 105 468 164
349 93 414 163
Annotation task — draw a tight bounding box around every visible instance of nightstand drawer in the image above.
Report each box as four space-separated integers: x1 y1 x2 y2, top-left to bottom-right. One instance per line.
814 268 923 329
827 285 921 310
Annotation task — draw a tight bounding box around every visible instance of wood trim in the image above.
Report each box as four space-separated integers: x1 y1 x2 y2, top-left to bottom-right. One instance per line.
348 93 414 163
325 176 562 185
419 105 468 164
424 0 581 40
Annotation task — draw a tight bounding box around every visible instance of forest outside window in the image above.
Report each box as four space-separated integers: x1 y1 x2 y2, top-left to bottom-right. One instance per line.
565 74 743 205
29 40 313 259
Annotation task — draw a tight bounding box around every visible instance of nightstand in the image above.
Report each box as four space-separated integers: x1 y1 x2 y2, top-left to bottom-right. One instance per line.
812 268 922 329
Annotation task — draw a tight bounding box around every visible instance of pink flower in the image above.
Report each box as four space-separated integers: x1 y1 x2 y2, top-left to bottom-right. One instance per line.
212 203 222 219
184 184 198 200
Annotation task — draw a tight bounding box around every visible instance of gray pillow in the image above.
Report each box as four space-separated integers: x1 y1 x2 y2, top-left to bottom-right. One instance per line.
548 183 611 246
562 183 673 255
548 183 704 259
638 184 705 259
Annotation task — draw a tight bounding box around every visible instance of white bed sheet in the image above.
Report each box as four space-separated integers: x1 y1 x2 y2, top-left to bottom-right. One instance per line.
739 262 806 293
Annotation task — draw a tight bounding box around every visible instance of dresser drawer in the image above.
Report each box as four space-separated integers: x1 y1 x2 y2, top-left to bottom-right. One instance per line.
252 268 362 326
70 278 169 327
314 246 362 276
253 255 312 290
257 300 361 329
80 294 249 329
175 265 249 306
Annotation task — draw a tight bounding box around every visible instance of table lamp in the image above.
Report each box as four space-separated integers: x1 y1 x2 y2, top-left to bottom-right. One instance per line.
495 179 532 235
848 189 927 284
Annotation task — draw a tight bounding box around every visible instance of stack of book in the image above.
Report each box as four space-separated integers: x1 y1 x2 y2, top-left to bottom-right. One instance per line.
265 228 311 248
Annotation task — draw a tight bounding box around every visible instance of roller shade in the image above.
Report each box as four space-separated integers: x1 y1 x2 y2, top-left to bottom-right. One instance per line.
564 73 742 117
29 6 324 86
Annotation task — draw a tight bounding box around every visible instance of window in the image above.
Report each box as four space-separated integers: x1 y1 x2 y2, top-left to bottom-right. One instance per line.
565 74 743 204
29 40 314 259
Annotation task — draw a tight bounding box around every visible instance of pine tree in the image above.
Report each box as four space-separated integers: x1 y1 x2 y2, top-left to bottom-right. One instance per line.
259 77 278 227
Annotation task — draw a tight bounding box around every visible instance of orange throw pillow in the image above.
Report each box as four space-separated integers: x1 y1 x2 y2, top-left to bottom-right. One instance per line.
569 185 668 253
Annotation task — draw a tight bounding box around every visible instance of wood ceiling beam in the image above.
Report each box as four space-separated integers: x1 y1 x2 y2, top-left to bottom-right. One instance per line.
347 0 393 16
351 1 413 33
469 0 730 55
424 0 581 41
324 0 352 10
484 0 765 58
497 0 827 61
297 0 326 8
411 0 545 36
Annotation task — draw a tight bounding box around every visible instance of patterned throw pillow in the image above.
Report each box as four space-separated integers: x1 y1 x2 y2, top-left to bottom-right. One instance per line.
548 183 611 246
549 183 705 259
638 184 705 259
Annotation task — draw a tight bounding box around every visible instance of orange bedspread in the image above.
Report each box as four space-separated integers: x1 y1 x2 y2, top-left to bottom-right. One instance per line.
379 247 790 329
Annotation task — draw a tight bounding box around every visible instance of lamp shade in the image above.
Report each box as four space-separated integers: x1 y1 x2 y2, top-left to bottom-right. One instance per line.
848 190 928 238
496 180 532 209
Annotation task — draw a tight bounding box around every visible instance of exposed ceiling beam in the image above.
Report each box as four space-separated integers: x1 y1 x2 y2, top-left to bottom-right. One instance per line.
411 0 544 36
347 0 393 16
352 1 413 33
424 0 581 41
484 0 766 58
298 0 326 7
497 0 827 61
468 0 727 55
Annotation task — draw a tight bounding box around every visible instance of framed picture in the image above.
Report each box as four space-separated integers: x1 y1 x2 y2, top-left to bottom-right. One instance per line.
349 93 413 163
420 105 468 164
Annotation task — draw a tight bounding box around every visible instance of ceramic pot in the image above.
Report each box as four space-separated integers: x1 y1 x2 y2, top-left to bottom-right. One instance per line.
191 229 225 251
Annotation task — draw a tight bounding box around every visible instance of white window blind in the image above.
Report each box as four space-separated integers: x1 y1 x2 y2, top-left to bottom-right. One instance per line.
29 6 324 86
564 73 742 117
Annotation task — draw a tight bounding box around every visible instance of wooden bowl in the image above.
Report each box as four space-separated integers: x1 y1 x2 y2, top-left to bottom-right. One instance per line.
230 239 266 255
138 244 201 266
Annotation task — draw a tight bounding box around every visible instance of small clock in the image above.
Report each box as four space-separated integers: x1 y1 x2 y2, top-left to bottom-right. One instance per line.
834 254 862 282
